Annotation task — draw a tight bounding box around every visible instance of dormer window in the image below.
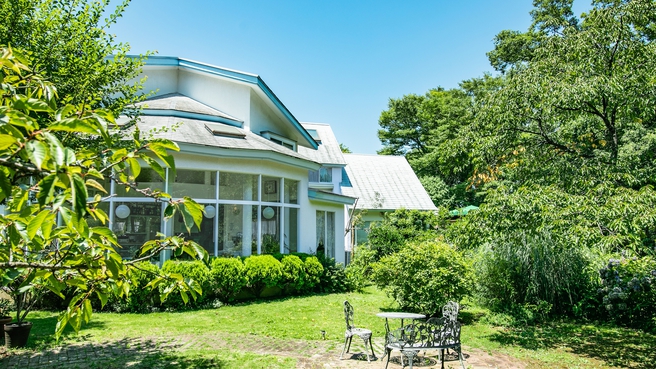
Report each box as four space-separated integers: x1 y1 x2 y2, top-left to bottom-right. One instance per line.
261 131 297 151
309 166 332 183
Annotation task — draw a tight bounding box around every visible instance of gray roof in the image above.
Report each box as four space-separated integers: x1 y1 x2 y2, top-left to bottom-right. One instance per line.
135 116 317 163
298 123 347 166
135 93 241 122
341 154 437 211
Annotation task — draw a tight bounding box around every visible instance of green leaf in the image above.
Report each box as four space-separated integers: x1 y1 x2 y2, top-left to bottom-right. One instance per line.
85 178 107 194
0 170 11 203
55 310 70 340
23 97 53 112
25 140 47 170
182 197 204 230
37 174 58 207
125 157 141 181
27 209 51 239
141 156 166 182
0 134 18 150
42 132 65 167
71 173 88 216
82 299 92 324
95 290 109 308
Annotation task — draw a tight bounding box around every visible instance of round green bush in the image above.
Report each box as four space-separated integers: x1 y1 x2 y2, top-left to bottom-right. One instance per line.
243 254 283 297
161 260 211 310
303 256 323 290
372 240 474 315
209 257 246 303
280 255 306 294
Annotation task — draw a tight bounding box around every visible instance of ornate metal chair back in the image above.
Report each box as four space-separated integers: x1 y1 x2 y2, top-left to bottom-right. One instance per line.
425 317 461 346
343 300 355 331
442 301 460 322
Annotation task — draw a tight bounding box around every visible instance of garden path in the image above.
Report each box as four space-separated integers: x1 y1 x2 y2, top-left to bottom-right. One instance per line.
0 333 525 369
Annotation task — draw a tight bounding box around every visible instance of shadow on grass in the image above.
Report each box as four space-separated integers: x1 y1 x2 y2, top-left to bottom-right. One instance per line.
487 322 656 368
24 314 109 349
1 337 226 369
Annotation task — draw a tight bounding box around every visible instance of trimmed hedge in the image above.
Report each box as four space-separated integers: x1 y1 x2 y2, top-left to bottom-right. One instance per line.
161 260 212 310
209 257 246 303
244 254 283 297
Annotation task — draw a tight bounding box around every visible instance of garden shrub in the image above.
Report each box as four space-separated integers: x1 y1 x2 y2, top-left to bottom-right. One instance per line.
209 257 246 303
280 255 307 294
160 260 211 310
368 209 438 260
345 244 378 292
315 253 351 293
598 256 656 329
475 230 598 318
243 254 283 297
110 261 161 313
371 240 474 315
303 256 323 290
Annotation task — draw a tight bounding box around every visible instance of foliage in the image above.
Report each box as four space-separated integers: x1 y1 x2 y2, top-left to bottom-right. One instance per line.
243 255 283 297
160 261 211 310
367 209 438 260
280 255 306 294
473 229 599 318
419 175 454 208
0 47 207 338
599 256 656 329
0 0 148 120
0 297 11 317
315 253 351 294
344 245 378 292
302 256 323 290
371 241 474 315
209 257 246 303
339 143 351 153
106 262 160 313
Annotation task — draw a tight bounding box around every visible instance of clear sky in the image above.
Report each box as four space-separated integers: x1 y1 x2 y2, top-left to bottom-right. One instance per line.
109 1 587 154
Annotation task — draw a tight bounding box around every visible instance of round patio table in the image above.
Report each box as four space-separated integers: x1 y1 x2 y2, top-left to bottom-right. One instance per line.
377 312 426 358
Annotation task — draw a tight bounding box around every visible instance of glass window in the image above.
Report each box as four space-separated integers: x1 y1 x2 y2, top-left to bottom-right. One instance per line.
316 211 335 258
115 169 165 198
284 207 298 253
309 167 332 183
261 176 280 203
218 204 257 257
112 202 162 259
260 206 280 254
172 204 216 256
284 179 299 204
219 172 258 201
170 170 216 199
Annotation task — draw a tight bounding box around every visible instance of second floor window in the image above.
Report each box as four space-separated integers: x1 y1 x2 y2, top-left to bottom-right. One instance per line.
309 167 332 183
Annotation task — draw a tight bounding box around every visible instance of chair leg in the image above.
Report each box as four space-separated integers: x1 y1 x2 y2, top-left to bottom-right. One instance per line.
361 336 371 363
403 350 418 369
340 336 349 359
384 348 392 369
368 335 376 361
456 346 466 369
440 348 445 369
347 336 353 353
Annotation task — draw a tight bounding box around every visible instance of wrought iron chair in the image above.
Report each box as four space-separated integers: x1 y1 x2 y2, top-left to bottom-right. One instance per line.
341 300 376 362
442 301 460 322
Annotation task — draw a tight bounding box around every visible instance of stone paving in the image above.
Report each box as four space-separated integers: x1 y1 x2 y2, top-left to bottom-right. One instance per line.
0 334 525 369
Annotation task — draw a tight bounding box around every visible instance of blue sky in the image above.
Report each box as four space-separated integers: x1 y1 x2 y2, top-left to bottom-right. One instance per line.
110 1 588 154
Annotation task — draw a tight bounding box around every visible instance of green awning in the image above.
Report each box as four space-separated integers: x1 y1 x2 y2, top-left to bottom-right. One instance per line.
449 205 479 217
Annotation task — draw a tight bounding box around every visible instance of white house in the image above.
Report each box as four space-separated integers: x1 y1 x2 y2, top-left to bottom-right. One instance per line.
102 56 433 265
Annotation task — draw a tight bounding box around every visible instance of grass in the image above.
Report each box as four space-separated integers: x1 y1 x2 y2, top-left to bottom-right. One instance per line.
15 287 656 368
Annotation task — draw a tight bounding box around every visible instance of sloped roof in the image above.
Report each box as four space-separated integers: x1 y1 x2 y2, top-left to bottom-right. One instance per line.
135 93 241 122
135 116 318 166
298 123 347 166
341 154 437 211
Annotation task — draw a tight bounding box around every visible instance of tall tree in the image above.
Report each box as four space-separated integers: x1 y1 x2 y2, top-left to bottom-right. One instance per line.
478 0 656 191
0 0 148 119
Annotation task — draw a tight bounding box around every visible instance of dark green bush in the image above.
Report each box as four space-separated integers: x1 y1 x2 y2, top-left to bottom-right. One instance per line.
315 253 351 293
345 245 378 292
372 240 474 315
160 260 211 310
110 261 161 313
209 257 246 303
368 209 438 259
475 230 597 317
599 256 656 329
243 254 283 297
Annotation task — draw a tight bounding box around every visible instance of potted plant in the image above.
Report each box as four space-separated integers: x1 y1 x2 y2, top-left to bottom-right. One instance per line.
1 272 43 348
0 298 12 339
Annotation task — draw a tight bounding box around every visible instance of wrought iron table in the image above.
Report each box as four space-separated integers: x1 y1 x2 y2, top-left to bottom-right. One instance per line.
376 312 426 358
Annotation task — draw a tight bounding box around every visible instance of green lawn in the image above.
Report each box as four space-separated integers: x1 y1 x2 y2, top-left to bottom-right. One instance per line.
21 288 656 368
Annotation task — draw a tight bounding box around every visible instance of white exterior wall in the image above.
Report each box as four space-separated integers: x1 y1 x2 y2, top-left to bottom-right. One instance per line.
140 67 179 96
177 69 251 129
250 90 295 140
